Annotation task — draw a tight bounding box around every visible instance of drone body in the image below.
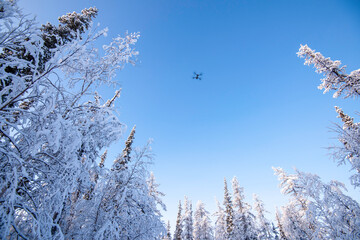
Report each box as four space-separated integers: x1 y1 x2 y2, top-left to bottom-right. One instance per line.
193 72 203 80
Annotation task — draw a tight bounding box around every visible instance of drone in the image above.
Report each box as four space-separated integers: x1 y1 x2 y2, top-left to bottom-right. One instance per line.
193 72 203 80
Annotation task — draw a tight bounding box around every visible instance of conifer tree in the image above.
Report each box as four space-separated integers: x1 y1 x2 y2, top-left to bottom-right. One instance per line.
148 172 167 214
231 177 256 240
174 200 183 240
275 210 287 240
253 194 272 240
99 149 108 168
182 196 194 240
165 221 172 240
214 200 226 240
0 4 98 102
194 200 214 240
223 178 234 239
274 167 360 239
297 45 360 188
113 125 136 171
271 223 280 240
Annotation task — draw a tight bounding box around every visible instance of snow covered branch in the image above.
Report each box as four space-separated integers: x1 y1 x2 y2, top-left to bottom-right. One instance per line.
297 44 360 98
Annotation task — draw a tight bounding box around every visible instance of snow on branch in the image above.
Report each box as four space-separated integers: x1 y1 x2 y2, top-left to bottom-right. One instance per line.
297 44 360 98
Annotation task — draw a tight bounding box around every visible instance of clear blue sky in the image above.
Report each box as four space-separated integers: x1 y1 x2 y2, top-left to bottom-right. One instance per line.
19 0 360 226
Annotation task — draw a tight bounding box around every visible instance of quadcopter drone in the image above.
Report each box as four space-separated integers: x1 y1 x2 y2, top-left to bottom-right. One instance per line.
193 72 203 80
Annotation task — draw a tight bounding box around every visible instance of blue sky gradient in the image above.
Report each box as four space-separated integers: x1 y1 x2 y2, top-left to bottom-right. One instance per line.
19 0 360 225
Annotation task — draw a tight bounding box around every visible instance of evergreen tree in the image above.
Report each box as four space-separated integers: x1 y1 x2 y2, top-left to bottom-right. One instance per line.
274 167 360 239
0 4 98 104
112 125 136 171
223 178 234 239
271 222 280 240
148 171 167 215
298 44 360 188
66 130 165 239
275 209 287 240
174 200 183 240
193 200 214 240
164 221 172 240
253 194 273 240
231 176 256 240
182 196 194 240
214 199 226 240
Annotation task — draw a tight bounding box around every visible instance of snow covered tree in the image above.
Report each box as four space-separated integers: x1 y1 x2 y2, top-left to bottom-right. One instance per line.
231 176 257 240
79 131 165 240
223 178 234 239
253 194 273 240
297 45 360 188
330 105 360 188
275 210 287 240
0 3 125 238
193 200 214 240
0 3 98 105
274 167 360 239
182 196 194 240
163 221 172 240
214 199 227 240
0 1 165 239
297 44 360 99
148 171 167 214
271 222 280 240
174 200 183 240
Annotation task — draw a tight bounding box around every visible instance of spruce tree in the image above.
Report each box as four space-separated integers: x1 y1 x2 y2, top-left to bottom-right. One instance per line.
148 172 167 215
214 199 226 240
0 6 98 104
167 221 172 240
174 200 183 240
194 200 213 240
112 125 136 171
223 178 234 239
182 196 194 240
253 194 272 240
275 210 287 240
231 177 256 240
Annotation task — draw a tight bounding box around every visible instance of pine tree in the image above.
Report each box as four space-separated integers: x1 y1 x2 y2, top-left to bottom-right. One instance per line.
174 201 183 240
